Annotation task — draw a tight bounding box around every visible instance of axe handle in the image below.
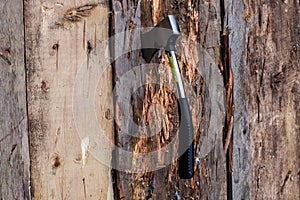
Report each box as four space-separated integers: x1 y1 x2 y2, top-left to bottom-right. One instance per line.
178 97 195 179
167 51 194 179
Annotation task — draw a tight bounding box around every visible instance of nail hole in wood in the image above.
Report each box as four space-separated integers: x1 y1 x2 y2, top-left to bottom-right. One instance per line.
52 43 59 50
87 41 92 54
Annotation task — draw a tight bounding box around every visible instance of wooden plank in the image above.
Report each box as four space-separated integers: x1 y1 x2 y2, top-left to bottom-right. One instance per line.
226 0 250 198
24 0 113 199
228 0 300 199
0 0 30 199
112 0 227 199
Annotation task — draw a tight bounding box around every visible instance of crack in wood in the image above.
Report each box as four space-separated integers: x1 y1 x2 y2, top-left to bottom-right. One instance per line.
220 1 234 199
8 143 18 165
83 20 86 49
52 43 59 71
0 53 11 65
82 177 87 199
279 170 292 194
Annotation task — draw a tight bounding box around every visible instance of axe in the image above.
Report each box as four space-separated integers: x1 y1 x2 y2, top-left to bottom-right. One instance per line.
141 15 194 179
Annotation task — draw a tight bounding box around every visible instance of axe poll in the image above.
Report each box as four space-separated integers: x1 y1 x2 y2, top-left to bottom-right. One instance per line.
141 15 194 179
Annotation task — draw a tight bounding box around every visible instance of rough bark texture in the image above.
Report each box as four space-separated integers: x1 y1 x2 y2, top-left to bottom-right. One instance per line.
112 0 228 199
0 0 299 199
228 0 300 199
24 0 113 199
0 0 30 199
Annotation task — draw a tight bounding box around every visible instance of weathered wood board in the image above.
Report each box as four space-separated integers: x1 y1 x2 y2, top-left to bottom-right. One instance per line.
0 0 30 199
228 0 300 199
24 0 113 199
1 0 299 199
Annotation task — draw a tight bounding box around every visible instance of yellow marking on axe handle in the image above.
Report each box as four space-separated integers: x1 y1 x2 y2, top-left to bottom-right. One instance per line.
169 56 178 83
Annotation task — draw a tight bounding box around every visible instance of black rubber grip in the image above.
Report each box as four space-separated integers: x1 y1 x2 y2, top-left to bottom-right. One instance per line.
178 98 194 179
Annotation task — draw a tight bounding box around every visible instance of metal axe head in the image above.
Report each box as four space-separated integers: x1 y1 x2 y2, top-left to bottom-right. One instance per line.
141 15 180 63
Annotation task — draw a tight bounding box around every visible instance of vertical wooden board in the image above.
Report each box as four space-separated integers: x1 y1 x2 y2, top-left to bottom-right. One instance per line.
228 0 300 199
226 0 249 199
112 1 144 198
24 0 113 199
0 0 30 199
113 0 227 199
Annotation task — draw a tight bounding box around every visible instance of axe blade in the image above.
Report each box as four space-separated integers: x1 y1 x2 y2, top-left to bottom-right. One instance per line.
141 15 180 63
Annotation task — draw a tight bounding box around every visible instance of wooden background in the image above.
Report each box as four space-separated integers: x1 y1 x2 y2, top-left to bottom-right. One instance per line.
0 0 299 199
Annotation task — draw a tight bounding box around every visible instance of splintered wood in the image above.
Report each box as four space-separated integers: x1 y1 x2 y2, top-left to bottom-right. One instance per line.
24 0 113 199
113 0 226 199
2 0 298 199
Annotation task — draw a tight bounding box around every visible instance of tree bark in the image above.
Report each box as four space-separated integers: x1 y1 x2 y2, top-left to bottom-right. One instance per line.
112 0 228 199
228 0 300 199
0 0 299 199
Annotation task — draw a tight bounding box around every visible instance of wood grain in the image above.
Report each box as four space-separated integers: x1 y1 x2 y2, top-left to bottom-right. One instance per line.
1 0 297 199
228 0 300 199
24 0 113 199
112 0 227 199
0 0 30 199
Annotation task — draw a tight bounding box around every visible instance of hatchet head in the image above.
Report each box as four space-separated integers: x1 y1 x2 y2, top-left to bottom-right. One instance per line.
141 15 180 63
